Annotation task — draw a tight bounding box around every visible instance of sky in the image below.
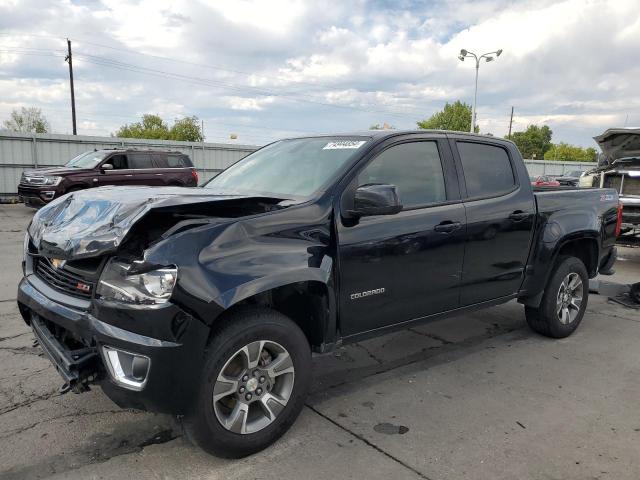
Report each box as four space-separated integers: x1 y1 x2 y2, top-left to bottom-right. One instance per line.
0 0 639 147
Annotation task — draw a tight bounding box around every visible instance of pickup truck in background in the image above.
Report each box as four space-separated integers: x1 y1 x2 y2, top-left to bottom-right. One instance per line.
17 130 621 458
580 128 640 234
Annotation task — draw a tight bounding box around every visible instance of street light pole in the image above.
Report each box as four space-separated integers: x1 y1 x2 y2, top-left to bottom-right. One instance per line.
472 56 479 133
458 48 503 133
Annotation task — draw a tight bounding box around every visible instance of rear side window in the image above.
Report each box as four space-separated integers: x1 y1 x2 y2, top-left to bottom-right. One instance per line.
457 142 515 198
167 155 187 167
358 141 446 209
128 153 153 169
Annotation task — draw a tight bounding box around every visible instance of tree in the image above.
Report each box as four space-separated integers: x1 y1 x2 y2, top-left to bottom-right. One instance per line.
170 116 204 142
543 143 597 162
417 101 477 132
509 125 553 159
114 114 170 139
114 114 205 141
2 107 49 133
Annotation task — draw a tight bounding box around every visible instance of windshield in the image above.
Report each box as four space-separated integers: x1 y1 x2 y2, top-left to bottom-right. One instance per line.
566 170 583 176
204 137 369 198
65 150 110 168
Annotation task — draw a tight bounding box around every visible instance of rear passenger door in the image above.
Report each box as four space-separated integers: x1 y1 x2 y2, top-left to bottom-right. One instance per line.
451 139 536 305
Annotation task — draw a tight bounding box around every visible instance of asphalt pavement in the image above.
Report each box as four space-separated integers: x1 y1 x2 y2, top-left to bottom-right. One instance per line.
1 204 639 479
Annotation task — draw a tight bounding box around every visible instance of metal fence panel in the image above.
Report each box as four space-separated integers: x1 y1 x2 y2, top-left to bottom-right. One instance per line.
0 131 258 196
523 160 596 177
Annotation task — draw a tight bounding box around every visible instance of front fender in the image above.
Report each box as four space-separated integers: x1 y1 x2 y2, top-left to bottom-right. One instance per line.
215 256 333 308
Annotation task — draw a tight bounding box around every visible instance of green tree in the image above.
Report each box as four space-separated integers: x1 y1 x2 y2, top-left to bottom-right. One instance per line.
170 116 204 142
509 125 553 159
543 143 597 162
114 114 204 141
2 107 49 133
417 101 477 132
115 114 170 139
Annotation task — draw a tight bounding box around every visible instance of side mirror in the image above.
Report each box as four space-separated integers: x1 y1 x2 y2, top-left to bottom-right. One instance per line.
101 163 113 171
348 184 402 217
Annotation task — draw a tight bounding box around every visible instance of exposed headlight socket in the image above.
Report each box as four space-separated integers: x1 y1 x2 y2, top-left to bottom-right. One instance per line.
102 346 151 391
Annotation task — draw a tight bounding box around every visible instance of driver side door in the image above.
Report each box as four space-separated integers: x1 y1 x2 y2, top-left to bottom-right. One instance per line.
337 137 466 337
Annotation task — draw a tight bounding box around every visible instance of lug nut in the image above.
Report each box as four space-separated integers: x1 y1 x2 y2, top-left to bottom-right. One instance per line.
245 393 252 401
242 374 249 382
239 386 245 394
256 388 262 395
259 376 265 383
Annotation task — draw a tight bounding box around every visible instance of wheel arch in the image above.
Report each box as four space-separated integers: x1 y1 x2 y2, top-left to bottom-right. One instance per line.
210 264 337 353
519 232 599 308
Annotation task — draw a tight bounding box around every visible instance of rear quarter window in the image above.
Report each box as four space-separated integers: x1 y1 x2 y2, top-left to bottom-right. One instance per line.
457 142 515 198
167 155 188 167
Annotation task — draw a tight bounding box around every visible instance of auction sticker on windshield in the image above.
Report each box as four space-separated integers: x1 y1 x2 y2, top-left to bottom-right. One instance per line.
323 140 367 150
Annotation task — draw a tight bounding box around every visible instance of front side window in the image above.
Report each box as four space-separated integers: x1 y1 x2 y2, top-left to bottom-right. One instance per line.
104 154 128 170
457 142 515 198
357 141 446 209
205 137 370 199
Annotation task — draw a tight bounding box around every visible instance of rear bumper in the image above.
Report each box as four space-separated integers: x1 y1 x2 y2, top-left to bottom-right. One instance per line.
17 276 208 414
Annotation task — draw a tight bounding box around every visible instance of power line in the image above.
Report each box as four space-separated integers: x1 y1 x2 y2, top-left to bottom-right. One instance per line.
73 53 423 120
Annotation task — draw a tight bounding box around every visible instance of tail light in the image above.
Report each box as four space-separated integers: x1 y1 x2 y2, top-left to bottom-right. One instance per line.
191 169 199 185
615 201 623 237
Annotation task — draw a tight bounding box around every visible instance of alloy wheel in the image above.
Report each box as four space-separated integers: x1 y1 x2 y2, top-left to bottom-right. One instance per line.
213 340 295 434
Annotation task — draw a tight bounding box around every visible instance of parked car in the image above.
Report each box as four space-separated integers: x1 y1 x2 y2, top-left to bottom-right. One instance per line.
18 131 620 458
531 175 561 187
18 149 198 207
579 128 640 233
555 170 584 186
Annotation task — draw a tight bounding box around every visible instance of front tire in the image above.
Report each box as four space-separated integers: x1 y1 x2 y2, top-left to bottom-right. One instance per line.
184 308 311 458
525 255 589 338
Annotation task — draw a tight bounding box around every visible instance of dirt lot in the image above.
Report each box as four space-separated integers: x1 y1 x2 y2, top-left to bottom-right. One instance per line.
1 204 639 479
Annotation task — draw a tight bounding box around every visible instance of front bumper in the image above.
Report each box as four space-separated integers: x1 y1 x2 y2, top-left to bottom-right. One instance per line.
17 185 57 207
17 275 208 414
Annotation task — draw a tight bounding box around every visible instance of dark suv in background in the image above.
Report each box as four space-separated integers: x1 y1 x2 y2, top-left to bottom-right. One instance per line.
18 149 198 207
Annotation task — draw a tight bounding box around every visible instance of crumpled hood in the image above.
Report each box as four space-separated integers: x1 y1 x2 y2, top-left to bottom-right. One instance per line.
28 185 275 259
594 128 640 164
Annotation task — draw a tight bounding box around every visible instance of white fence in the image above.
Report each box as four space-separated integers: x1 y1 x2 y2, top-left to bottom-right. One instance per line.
0 131 599 197
0 131 258 196
523 159 596 177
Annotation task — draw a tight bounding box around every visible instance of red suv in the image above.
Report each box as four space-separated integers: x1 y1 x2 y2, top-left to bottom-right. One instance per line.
18 149 198 207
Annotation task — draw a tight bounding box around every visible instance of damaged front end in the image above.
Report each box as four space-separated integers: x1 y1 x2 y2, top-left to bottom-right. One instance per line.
18 185 298 409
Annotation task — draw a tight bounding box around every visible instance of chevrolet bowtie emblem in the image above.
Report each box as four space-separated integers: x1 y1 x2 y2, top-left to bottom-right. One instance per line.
50 258 65 269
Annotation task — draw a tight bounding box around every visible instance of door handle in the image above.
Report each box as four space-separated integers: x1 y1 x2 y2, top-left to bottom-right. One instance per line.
509 211 529 221
434 221 461 233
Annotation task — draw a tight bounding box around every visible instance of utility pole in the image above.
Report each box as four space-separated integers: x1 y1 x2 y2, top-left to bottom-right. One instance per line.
508 106 514 139
65 39 77 135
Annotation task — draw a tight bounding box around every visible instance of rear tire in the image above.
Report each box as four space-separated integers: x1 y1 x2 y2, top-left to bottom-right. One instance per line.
525 255 589 338
184 308 311 458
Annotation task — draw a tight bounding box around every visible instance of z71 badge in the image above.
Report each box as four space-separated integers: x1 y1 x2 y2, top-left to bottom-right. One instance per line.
350 288 385 300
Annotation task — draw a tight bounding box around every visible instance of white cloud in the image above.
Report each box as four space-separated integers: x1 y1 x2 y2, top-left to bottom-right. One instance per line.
1 0 640 145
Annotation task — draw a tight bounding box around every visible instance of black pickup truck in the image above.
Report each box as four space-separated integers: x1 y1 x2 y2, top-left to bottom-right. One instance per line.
17 131 621 457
